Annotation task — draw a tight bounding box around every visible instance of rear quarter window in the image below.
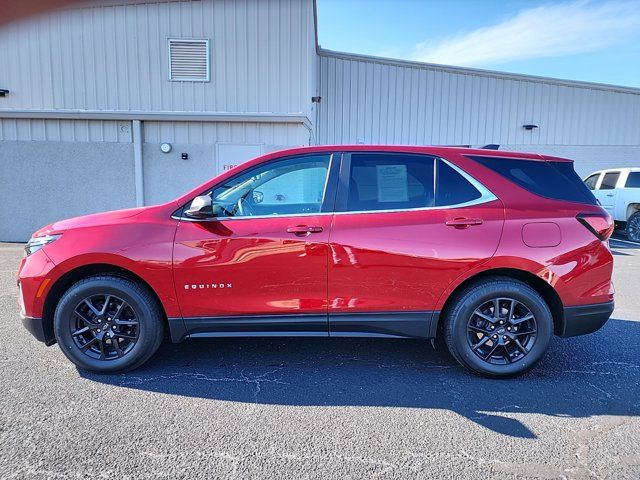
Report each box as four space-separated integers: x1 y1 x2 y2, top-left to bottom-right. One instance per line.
467 155 598 205
600 172 620 190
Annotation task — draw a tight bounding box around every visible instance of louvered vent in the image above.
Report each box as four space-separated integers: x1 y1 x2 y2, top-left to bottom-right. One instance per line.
168 39 210 81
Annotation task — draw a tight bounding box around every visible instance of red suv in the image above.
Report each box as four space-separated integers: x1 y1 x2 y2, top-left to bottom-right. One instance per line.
17 146 614 377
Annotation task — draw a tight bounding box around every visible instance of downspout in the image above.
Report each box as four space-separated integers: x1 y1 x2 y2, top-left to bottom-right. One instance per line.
132 120 144 207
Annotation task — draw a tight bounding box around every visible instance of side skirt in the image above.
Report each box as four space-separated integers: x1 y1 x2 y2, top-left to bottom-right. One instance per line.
167 311 439 343
329 311 437 339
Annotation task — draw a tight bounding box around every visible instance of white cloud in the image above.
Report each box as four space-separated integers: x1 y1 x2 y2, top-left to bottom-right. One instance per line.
412 0 640 67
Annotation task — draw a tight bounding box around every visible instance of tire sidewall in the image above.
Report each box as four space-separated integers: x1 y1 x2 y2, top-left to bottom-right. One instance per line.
449 282 553 377
54 278 158 373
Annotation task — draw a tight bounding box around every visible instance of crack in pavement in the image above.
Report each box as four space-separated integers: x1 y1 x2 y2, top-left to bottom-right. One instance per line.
119 369 288 404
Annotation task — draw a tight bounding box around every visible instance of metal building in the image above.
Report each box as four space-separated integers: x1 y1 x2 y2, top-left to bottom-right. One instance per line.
1 0 639 241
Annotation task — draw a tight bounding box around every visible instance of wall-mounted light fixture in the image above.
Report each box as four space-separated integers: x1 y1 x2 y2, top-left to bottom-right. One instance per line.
523 124 539 130
0 89 9 97
160 143 172 153
311 96 322 103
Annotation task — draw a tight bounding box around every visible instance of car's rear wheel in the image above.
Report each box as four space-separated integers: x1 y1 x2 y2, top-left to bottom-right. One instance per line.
443 277 553 378
626 212 640 242
54 275 164 373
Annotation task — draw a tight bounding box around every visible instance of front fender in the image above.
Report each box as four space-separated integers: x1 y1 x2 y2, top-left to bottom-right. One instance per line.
32 219 180 319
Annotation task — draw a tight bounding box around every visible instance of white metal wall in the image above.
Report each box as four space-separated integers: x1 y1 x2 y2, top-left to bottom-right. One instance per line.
318 51 640 147
0 0 317 117
0 119 132 142
142 120 311 205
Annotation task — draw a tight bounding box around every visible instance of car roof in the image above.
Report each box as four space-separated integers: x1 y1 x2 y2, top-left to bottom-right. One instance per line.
586 167 640 176
265 145 571 162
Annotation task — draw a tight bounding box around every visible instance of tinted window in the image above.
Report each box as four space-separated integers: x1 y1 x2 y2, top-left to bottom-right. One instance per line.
600 172 620 190
347 153 435 211
626 172 640 188
584 174 599 190
258 166 328 206
436 160 482 206
205 154 331 217
468 155 598 205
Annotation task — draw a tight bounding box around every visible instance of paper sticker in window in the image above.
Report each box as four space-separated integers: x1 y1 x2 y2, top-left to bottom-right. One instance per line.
376 164 408 202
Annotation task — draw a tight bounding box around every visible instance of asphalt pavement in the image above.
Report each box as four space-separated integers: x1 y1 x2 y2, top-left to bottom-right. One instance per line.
0 240 639 479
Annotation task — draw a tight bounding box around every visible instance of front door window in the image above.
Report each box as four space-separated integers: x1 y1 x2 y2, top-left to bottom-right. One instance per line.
207 154 331 218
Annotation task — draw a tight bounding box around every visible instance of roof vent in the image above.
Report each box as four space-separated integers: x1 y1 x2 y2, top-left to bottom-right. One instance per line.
168 39 210 82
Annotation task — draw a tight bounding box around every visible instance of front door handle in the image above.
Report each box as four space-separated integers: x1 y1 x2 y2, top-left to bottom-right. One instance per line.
287 225 324 236
445 217 483 228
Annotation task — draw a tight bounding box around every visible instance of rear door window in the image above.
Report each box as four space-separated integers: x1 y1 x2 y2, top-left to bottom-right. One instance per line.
600 172 620 190
625 172 640 188
467 155 598 205
340 153 487 213
435 159 482 206
345 153 436 212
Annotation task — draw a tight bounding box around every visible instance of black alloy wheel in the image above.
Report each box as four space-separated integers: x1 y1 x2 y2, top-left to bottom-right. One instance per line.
71 294 140 361
467 298 537 365
626 212 640 242
443 277 552 378
54 275 164 373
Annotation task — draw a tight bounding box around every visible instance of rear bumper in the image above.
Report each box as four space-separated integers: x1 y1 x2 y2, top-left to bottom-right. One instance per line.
559 301 614 338
21 315 56 346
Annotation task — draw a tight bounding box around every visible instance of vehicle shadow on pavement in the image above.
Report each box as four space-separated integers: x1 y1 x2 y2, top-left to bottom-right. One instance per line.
80 317 640 439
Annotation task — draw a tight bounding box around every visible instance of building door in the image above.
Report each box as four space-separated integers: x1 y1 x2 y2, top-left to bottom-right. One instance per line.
215 144 264 175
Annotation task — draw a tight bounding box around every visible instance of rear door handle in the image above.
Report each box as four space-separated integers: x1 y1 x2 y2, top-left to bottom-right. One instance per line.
287 225 324 235
445 217 483 228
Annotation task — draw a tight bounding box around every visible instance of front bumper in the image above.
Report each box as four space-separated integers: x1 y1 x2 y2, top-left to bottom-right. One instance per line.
559 301 614 337
21 314 56 346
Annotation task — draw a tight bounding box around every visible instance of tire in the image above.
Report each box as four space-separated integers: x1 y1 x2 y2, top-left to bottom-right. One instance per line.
443 277 553 378
626 212 640 242
54 275 164 373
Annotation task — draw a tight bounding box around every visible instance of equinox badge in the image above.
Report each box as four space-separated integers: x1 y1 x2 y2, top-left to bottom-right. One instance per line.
184 283 233 290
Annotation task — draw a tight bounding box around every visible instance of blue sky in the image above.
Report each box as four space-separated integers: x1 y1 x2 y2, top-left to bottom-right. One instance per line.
316 0 640 88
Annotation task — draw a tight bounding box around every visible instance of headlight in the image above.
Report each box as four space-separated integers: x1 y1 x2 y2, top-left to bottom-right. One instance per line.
25 234 61 256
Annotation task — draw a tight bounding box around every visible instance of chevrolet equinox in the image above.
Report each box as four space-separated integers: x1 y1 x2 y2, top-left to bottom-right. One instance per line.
18 146 615 377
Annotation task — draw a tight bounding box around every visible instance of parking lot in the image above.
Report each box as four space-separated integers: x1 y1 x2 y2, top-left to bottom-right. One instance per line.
0 238 639 479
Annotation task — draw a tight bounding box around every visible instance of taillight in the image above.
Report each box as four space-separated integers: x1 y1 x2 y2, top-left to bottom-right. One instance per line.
576 213 614 241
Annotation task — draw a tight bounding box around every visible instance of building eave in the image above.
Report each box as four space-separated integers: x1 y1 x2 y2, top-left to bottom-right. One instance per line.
317 48 640 96
0 110 313 129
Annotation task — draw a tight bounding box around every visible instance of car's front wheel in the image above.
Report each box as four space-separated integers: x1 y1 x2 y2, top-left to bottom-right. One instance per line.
54 275 164 373
443 277 553 378
626 212 640 242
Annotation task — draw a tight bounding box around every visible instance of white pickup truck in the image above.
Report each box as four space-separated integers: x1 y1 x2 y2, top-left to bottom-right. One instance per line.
584 168 640 242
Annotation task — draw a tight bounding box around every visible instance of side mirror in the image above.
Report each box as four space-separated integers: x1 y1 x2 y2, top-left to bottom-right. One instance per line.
184 195 214 219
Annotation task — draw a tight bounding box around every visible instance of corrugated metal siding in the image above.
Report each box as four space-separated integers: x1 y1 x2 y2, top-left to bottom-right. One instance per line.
318 53 640 146
0 119 130 142
0 0 316 116
143 120 309 145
